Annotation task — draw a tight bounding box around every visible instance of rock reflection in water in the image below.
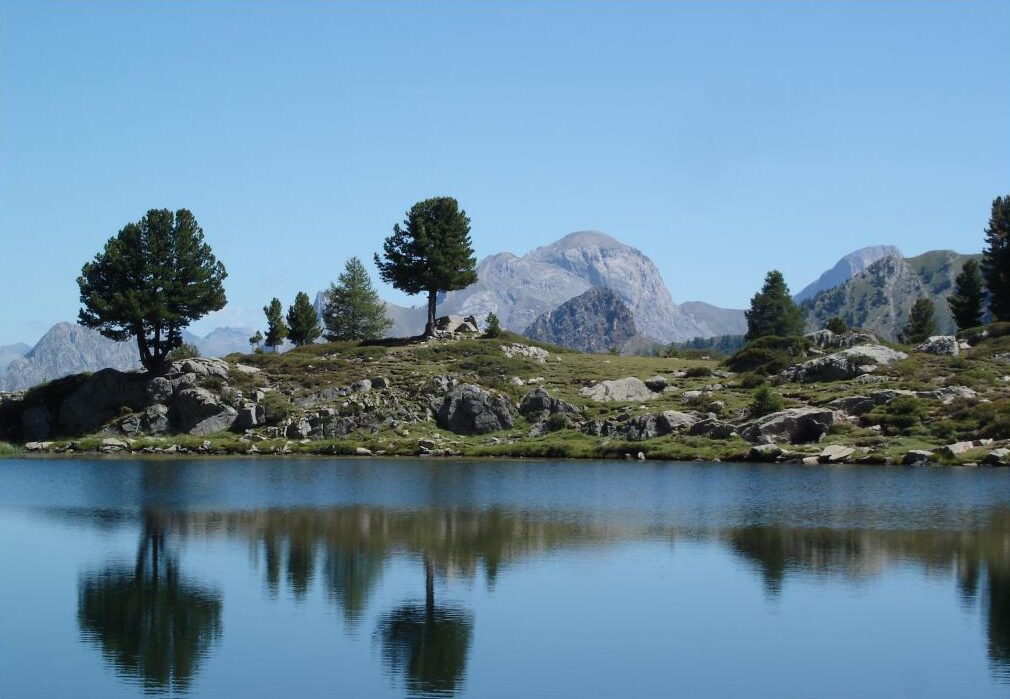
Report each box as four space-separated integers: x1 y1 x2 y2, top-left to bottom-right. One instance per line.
77 511 222 694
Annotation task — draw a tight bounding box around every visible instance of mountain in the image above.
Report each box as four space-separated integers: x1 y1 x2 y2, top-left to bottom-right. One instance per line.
801 250 982 340
183 327 256 357
0 343 30 374
524 287 638 353
794 245 903 303
678 302 747 337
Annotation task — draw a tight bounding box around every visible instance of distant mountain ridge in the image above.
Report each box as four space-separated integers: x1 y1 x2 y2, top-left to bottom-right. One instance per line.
0 343 30 374
794 245 903 303
525 287 638 353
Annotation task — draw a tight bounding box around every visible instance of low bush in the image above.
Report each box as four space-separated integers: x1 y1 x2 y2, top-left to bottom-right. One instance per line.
260 391 294 424
726 336 812 375
865 396 927 435
685 366 714 378
168 342 200 360
750 385 784 417
738 372 766 389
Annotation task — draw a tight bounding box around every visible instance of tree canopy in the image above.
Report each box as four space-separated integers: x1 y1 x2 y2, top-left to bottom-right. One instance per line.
902 297 936 344
263 298 287 351
286 292 321 346
948 259 985 331
77 208 226 373
375 197 477 336
982 195 1010 321
744 271 805 341
322 257 392 341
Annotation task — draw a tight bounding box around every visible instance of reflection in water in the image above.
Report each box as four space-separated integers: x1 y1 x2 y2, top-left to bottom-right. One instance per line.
77 511 222 694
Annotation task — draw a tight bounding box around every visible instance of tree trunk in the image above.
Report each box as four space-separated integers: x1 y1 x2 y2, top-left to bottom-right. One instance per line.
424 289 438 337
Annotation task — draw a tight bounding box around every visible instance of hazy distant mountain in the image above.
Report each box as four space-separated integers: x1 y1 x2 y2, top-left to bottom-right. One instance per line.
525 287 638 353
801 250 982 340
0 343 30 374
678 302 747 337
794 245 903 303
183 326 256 357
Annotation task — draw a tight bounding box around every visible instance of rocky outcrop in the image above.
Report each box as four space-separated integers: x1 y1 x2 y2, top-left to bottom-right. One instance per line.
434 315 480 337
778 345 908 383
59 368 152 434
580 377 656 402
740 407 837 444
584 410 701 441
805 329 881 350
915 336 959 356
524 287 638 353
500 344 550 363
436 384 515 435
175 387 237 435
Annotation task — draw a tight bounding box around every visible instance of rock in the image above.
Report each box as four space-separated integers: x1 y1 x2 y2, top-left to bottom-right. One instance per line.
434 314 480 336
145 376 174 404
500 343 550 364
518 388 579 422
24 441 52 452
778 345 908 383
853 373 890 385
99 437 129 452
819 444 856 463
351 379 372 393
747 444 783 461
915 336 959 356
802 455 820 465
681 390 704 403
286 419 312 439
371 377 389 389
235 404 265 430
919 386 977 405
827 395 876 416
524 287 638 353
938 441 979 458
659 410 699 431
143 404 170 434
232 363 261 375
417 438 437 451
636 451 646 461
174 357 230 379
59 368 151 434
688 418 736 439
740 407 837 444
580 377 655 402
354 446 373 456
436 384 515 434
982 448 1010 467
902 449 934 465
805 329 881 350
21 404 51 441
644 375 668 392
174 387 238 435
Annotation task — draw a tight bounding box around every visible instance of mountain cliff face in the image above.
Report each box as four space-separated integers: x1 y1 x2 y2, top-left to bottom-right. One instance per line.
0 343 30 374
794 245 903 303
524 287 638 353
801 251 981 340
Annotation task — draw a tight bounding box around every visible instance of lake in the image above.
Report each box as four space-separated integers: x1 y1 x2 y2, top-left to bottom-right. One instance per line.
2 457 1009 698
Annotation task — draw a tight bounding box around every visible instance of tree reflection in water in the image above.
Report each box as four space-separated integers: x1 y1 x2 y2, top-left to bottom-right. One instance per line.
77 510 222 694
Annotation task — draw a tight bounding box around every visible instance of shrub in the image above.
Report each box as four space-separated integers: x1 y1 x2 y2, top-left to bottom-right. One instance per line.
866 396 927 435
750 385 784 417
168 342 200 361
685 366 714 378
260 391 294 424
726 335 811 375
826 316 848 334
738 372 766 389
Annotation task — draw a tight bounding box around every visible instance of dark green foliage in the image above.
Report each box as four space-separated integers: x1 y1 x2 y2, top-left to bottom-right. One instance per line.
982 195 1010 321
260 391 293 424
685 366 714 378
726 335 811 374
750 385 784 417
248 331 263 351
167 343 199 361
77 208 227 373
286 292 321 347
669 335 746 358
948 259 985 331
902 298 936 344
484 312 501 338
866 396 927 435
263 298 287 351
322 257 393 341
826 316 848 334
745 271 805 341
930 398 1010 442
375 197 478 336
738 373 766 389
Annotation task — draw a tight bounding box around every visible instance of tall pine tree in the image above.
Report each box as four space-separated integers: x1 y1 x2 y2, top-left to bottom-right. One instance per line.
375 197 478 336
263 298 287 352
745 271 805 341
948 259 985 331
286 292 321 346
322 257 392 341
902 298 936 344
982 195 1010 321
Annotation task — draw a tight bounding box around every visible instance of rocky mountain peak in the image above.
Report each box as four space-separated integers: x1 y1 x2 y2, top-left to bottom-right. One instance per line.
525 287 638 353
795 245 903 303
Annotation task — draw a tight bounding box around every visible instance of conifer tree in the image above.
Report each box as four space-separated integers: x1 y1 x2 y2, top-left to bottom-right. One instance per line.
375 197 478 336
902 298 936 344
948 259 985 331
322 257 392 341
286 292 321 347
248 330 264 351
745 271 805 341
484 312 501 338
263 298 287 352
982 195 1010 321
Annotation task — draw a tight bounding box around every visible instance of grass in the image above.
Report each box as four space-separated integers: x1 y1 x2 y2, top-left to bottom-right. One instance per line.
0 441 21 456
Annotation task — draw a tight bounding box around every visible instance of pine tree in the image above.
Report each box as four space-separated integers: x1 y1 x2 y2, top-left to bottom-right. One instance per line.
286 291 321 346
375 197 478 336
982 195 1010 321
322 257 393 341
902 298 936 344
484 312 501 338
77 208 227 373
948 259 985 331
745 271 805 341
248 330 264 351
263 298 287 352
826 316 848 334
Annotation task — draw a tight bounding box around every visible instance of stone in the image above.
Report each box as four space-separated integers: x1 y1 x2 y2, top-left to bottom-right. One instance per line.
436 384 515 435
354 447 373 456
100 437 129 452
174 387 238 436
740 407 837 444
902 449 934 465
580 377 655 402
778 345 908 383
919 386 977 405
435 314 480 335
24 441 52 452
644 375 668 392
827 395 875 416
232 363 261 375
915 336 959 357
982 448 1010 467
286 419 312 439
21 404 51 441
805 329 881 350
747 444 783 461
174 357 230 379
659 410 698 431
636 451 646 461
518 388 579 422
351 379 372 393
500 343 550 364
370 377 389 389
819 444 856 463
59 368 150 434
938 441 978 458
707 401 726 415
688 418 736 439
142 404 170 434
235 404 264 430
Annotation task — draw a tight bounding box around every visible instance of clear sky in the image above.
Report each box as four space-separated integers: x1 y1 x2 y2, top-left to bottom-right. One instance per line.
2 1 1008 346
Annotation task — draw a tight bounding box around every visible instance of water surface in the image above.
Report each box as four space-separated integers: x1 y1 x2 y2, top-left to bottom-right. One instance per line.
2 457 1009 698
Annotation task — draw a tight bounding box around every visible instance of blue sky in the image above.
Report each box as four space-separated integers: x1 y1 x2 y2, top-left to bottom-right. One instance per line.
2 1 1008 346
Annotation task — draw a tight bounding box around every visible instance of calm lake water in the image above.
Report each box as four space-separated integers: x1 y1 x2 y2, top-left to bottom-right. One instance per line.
2 458 1010 698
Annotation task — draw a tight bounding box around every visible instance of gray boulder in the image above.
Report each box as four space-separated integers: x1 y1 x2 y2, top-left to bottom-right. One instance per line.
580 377 655 402
805 329 881 350
740 407 837 444
21 404 51 441
436 384 515 434
518 388 579 422
902 449 934 465
688 417 735 439
982 448 1010 467
59 368 150 434
173 357 230 379
235 404 265 430
174 387 237 435
915 336 959 357
779 345 907 383
819 444 856 463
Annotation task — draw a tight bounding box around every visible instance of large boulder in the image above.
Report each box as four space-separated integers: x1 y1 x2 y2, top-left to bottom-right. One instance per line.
59 368 151 434
172 357 230 379
518 388 579 421
436 384 515 435
174 387 237 435
740 407 837 444
915 336 959 357
434 315 480 336
778 345 907 383
805 329 881 350
580 377 655 402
